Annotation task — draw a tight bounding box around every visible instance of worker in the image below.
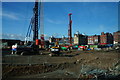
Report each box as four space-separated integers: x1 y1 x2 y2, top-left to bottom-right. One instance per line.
11 43 17 54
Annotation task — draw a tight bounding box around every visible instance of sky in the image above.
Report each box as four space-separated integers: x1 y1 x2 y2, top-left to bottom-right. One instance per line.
1 2 119 40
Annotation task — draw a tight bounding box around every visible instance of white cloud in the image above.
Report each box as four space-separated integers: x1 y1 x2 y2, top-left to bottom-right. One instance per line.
47 18 63 24
47 18 54 23
1 33 51 41
1 12 19 20
43 34 50 40
52 33 62 38
1 33 25 40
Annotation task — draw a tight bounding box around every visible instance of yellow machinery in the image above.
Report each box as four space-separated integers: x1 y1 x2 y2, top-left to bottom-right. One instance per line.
49 39 60 56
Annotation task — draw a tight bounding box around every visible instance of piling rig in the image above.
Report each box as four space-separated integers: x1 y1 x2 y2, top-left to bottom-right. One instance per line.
12 0 44 55
68 13 72 45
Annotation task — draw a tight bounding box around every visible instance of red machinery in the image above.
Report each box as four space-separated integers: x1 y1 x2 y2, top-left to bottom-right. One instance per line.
68 13 72 46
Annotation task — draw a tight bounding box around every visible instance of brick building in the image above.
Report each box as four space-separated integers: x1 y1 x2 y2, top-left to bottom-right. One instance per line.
88 35 100 45
113 31 120 44
55 38 62 42
100 32 113 45
74 32 87 45
49 36 63 43
88 36 94 45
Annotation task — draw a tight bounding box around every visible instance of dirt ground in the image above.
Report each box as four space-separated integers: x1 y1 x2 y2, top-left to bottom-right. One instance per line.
2 50 120 79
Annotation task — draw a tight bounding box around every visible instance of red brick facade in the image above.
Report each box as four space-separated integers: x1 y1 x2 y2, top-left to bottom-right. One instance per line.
100 32 113 45
113 31 120 44
74 34 87 45
88 35 100 45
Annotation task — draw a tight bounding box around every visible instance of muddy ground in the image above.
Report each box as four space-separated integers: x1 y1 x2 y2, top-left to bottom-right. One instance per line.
2 50 120 80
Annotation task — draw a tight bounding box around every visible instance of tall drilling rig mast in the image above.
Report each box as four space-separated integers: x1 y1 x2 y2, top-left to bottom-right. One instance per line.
68 13 72 45
26 0 44 46
34 0 44 47
33 0 39 42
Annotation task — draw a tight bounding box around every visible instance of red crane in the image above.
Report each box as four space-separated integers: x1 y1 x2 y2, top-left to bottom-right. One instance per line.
68 13 72 45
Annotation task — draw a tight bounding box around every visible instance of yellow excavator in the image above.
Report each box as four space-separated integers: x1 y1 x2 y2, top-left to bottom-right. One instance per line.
49 40 61 56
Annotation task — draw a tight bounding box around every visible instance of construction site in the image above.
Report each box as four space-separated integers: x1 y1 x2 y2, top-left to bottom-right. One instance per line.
1 0 120 80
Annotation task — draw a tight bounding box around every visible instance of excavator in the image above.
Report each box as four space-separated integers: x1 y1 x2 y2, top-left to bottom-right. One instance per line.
49 39 61 56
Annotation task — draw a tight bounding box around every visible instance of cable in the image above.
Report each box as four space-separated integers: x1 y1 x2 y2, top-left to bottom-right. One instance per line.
26 17 33 38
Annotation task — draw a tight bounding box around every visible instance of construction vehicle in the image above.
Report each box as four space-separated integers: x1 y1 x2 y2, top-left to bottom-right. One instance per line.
49 13 73 55
11 0 44 55
49 39 61 56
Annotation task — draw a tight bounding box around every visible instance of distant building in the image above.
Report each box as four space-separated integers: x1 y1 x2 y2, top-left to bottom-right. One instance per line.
100 32 113 45
59 37 74 45
88 35 100 45
1 39 21 48
88 36 94 45
113 31 120 44
49 36 56 43
55 38 62 42
74 31 87 45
